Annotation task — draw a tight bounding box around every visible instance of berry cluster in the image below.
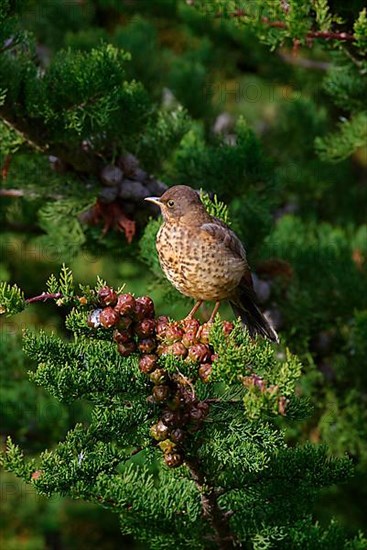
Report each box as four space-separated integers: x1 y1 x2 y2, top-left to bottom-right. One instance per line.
87 287 234 467
78 153 167 243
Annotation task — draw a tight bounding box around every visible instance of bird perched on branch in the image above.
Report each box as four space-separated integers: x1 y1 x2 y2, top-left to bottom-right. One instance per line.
145 185 278 342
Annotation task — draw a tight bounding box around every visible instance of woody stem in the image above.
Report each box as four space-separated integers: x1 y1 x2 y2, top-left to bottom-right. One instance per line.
185 457 237 549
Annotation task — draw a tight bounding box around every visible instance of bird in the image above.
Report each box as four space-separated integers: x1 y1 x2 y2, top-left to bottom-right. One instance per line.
145 185 279 342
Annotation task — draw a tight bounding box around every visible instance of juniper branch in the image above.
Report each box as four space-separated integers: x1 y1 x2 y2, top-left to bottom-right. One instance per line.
214 9 356 42
185 457 238 550
25 292 63 304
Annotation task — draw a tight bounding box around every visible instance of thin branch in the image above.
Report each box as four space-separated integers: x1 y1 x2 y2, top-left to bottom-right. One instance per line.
341 44 366 71
176 367 196 400
25 292 63 304
0 188 25 197
0 188 64 200
0 116 47 154
215 9 355 42
1 154 12 180
185 457 237 550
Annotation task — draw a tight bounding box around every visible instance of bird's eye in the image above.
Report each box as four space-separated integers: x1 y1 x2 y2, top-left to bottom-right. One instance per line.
167 200 175 208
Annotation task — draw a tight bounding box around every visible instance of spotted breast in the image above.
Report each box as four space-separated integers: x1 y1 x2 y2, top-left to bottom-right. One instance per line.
156 220 246 301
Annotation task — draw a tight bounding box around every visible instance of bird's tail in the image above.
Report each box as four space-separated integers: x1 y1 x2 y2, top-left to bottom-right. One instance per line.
230 284 279 343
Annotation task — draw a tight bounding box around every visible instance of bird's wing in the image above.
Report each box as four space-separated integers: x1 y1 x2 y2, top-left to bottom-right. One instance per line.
201 218 254 289
201 218 247 260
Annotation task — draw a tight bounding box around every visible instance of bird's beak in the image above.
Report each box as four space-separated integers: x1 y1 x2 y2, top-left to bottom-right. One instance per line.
144 196 162 207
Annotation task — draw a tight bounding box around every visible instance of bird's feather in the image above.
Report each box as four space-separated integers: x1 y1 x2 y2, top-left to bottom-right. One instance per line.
201 218 247 262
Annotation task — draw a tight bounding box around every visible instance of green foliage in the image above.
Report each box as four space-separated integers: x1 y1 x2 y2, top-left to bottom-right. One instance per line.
25 44 150 145
136 106 191 173
0 0 27 46
200 191 231 225
0 281 25 316
0 119 24 160
354 8 367 52
1 0 367 545
1 271 363 548
315 111 367 162
262 216 367 340
0 331 68 450
37 201 92 262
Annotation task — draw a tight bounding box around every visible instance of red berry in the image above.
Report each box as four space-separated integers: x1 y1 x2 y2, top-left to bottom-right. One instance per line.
98 286 117 307
87 308 102 328
167 342 188 358
222 321 234 336
197 401 210 417
167 393 182 410
156 316 170 338
138 338 156 354
278 396 288 416
157 315 169 324
150 421 169 441
165 323 184 344
197 323 211 345
135 296 155 320
156 343 169 356
135 318 156 338
189 406 205 422
161 410 176 426
100 307 120 328
158 439 176 453
115 294 136 316
117 340 136 357
149 368 168 385
156 420 170 440
139 354 158 374
181 318 200 333
188 343 211 363
182 329 199 348
164 451 183 468
242 374 266 391
113 328 133 344
170 428 185 444
118 315 133 330
198 363 212 383
152 385 170 402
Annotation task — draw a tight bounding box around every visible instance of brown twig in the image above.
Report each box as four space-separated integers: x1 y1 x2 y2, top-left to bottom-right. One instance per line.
0 188 64 200
0 188 25 197
0 116 47 154
215 9 355 42
185 457 237 549
176 367 196 400
25 292 63 304
1 155 12 180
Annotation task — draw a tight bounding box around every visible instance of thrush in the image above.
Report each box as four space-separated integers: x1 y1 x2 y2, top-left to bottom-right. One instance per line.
145 185 278 343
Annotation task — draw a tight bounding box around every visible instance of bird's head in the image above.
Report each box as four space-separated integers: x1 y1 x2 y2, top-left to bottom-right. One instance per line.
145 185 205 223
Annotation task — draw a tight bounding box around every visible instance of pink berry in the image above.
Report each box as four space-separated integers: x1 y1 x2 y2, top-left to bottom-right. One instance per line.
115 294 136 316
135 318 156 338
117 340 136 357
100 307 120 328
98 286 117 307
188 343 211 363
